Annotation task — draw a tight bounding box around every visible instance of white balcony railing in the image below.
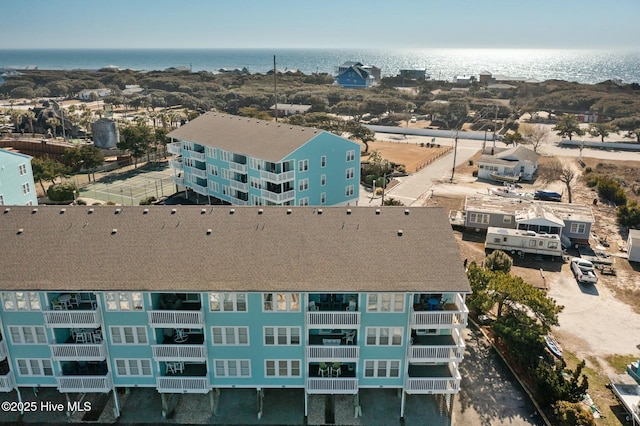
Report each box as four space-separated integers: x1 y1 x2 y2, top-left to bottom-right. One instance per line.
151 345 207 362
188 151 206 162
156 377 210 394
229 161 248 174
408 346 465 363
50 341 108 361
171 175 184 186
306 345 359 362
306 311 360 328
306 378 359 394
188 182 208 196
411 294 468 328
229 180 248 192
404 377 460 394
260 170 295 183
148 310 204 328
0 340 8 362
169 159 184 171
261 189 296 204
43 309 102 328
167 142 182 155
190 168 207 179
228 196 248 206
0 372 16 392
56 375 113 393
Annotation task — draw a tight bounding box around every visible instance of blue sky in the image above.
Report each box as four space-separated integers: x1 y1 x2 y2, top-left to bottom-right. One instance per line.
2 0 639 49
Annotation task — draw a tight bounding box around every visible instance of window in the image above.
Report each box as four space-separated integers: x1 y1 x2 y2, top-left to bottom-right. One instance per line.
208 165 219 176
114 359 152 377
184 158 195 168
206 147 217 159
298 197 309 206
104 292 143 311
320 174 326 186
16 359 53 377
570 223 586 234
249 158 264 170
345 185 354 197
184 141 194 151
22 183 31 195
214 359 251 377
222 169 231 180
220 150 230 162
503 216 512 224
209 292 247 312
298 159 309 172
263 293 300 312
469 213 489 224
9 326 47 344
265 360 301 377
346 150 356 161
364 360 401 378
0 194 4 205
367 294 404 312
320 192 326 205
212 326 249 345
19 163 27 175
320 156 326 168
208 181 219 192
2 291 41 311
346 168 355 179
250 177 262 190
299 178 309 191
548 241 558 249
110 326 148 344
264 327 301 345
365 327 403 346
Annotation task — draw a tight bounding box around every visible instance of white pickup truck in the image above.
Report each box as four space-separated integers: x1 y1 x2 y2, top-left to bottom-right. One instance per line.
570 258 598 284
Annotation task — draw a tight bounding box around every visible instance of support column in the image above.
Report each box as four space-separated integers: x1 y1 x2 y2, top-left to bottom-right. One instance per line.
211 388 220 416
256 387 264 419
16 388 23 414
304 391 308 417
112 388 121 418
65 393 72 418
353 392 362 418
161 394 169 419
400 390 406 419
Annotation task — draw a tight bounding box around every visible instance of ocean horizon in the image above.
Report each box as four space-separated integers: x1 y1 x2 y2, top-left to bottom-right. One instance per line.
2 48 640 85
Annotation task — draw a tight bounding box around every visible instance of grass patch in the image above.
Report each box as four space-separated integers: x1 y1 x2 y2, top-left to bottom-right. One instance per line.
604 354 638 374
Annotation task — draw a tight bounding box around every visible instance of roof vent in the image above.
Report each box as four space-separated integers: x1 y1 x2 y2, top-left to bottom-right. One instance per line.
143 208 149 214
3 208 10 214
397 230 403 236
375 209 380 215
111 229 117 235
115 208 121 215
17 228 24 235
230 209 235 215
171 208 177 215
201 208 207 215
258 209 263 215
31 208 38 214
60 208 66 214
346 209 352 215
317 209 323 215
404 209 410 215
206 229 212 235
88 208 94 214
286 209 292 215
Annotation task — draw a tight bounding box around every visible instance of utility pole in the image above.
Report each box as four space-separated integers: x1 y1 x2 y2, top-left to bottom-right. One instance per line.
450 130 458 183
273 55 278 122
492 104 498 149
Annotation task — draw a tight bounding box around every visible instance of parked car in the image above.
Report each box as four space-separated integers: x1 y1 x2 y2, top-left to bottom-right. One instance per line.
534 190 562 202
570 257 598 284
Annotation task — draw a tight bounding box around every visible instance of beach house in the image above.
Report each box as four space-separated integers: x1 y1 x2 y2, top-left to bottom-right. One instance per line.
167 113 361 206
476 145 540 182
0 149 37 206
335 62 380 89
0 205 470 420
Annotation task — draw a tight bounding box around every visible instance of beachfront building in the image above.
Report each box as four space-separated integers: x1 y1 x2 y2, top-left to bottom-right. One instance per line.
0 149 37 206
0 205 470 421
476 145 540 182
166 113 361 207
78 88 112 101
335 62 380 88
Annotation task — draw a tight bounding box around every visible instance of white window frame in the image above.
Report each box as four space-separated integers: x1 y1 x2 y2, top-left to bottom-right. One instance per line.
22 182 31 195
263 293 301 312
208 181 219 192
320 156 326 168
346 150 356 161
265 359 301 377
220 150 230 162
250 176 262 189
0 194 4 205
570 223 586 234
320 174 326 186
114 358 153 377
211 326 249 345
346 167 355 179
299 178 309 192
469 213 489 224
104 292 143 311
222 168 231 180
320 192 326 205
209 292 247 312
263 327 301 346
364 360 401 378
18 163 27 175
2 291 41 311
365 327 403 346
208 165 219 176
503 216 512 224
366 293 404 312
298 159 309 172
184 157 195 168
214 359 251 378
299 197 309 206
345 185 354 197
206 147 217 159
9 326 47 344
110 326 148 345
16 359 53 377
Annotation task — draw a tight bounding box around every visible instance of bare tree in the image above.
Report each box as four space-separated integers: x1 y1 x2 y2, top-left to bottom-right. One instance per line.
537 159 576 203
520 123 549 152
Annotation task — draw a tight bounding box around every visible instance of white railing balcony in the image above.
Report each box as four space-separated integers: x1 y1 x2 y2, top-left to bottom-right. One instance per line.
306 311 360 328
228 196 248 206
167 142 182 155
188 182 208 196
171 175 184 186
229 180 248 192
229 161 248 174
0 340 8 362
156 377 210 394
261 189 296 204
306 378 359 394
51 341 108 361
43 309 102 328
408 346 465 363
0 371 16 392
169 159 184 171
411 294 468 328
260 170 295 183
188 151 206 162
148 310 204 328
404 370 461 395
151 345 208 362
56 375 113 393
190 168 207 179
306 345 359 362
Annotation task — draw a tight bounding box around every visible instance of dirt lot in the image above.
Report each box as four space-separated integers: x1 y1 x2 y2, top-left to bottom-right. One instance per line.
362 139 450 173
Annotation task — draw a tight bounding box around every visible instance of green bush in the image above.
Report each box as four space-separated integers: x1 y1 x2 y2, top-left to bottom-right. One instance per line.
139 196 157 205
484 250 512 273
552 401 595 426
617 200 640 227
584 166 592 174
47 181 77 202
472 170 478 177
75 199 87 205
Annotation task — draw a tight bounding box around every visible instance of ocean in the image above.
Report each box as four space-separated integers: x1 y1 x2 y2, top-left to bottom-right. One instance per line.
1 48 640 85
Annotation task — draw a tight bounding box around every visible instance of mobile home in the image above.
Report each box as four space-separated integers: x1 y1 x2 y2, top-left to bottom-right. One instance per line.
485 227 563 258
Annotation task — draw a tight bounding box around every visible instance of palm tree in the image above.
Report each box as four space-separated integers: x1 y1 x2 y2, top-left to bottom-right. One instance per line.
46 117 60 138
24 111 36 136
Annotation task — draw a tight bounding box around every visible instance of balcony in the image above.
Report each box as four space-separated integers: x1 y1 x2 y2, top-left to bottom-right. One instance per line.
188 182 208 196
229 180 248 192
51 341 108 361
0 339 7 362
229 161 248 174
306 312 360 328
156 376 210 394
306 378 359 394
56 375 113 393
167 142 182 155
171 175 184 186
410 294 468 329
152 345 207 362
260 170 295 183
44 309 102 328
306 346 359 362
148 310 204 328
188 151 206 162
169 159 184 171
408 328 464 363
0 371 15 392
228 196 248 206
261 189 295 204
190 168 207 179
404 364 461 395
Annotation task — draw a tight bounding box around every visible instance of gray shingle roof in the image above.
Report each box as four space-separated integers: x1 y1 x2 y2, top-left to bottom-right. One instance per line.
167 112 331 163
0 206 470 294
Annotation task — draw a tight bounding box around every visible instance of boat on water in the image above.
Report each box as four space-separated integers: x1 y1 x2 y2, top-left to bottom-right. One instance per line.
489 172 521 183
544 334 563 358
627 359 640 385
489 186 534 200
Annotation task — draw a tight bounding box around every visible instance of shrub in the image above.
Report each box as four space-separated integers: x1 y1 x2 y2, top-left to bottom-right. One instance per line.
484 250 512 273
47 181 77 202
375 187 383 196
617 200 640 227
420 142 424 147
106 201 116 205
468 160 474 166
584 166 592 174
139 196 157 205
75 199 87 205
552 401 595 426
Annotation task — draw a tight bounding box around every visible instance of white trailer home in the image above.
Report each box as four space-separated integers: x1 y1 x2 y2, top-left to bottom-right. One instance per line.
485 227 563 258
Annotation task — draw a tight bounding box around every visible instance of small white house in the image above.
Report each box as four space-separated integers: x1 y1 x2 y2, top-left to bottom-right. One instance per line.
477 145 540 182
628 229 640 262
78 88 112 100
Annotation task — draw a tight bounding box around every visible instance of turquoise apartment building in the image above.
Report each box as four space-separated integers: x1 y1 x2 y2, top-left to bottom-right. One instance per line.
0 205 469 421
167 113 361 206
0 149 37 206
